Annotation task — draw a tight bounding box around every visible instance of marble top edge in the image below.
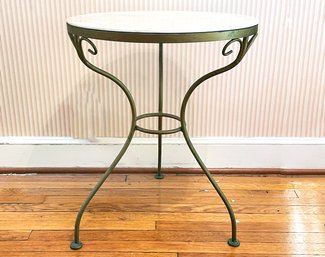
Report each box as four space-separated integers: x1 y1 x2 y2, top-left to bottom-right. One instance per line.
67 11 258 34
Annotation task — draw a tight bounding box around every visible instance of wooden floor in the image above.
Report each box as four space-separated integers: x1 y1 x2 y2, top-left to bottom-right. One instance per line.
0 173 324 256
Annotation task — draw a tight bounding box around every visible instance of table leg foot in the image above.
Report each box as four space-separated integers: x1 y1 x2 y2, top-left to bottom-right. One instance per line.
228 238 240 247
154 173 165 179
70 241 83 250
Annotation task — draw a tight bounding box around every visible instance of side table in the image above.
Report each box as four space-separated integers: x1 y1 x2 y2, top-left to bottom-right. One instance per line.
67 11 258 250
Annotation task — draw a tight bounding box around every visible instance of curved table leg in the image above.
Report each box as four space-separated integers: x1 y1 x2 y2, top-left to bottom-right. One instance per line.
180 35 257 247
68 34 138 250
70 128 135 250
181 127 240 247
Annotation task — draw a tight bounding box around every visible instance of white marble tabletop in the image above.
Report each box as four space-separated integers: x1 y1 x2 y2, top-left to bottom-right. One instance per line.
67 11 258 34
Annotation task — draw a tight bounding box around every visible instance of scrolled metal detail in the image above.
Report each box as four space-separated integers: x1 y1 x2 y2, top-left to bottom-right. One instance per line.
222 38 243 56
79 36 98 55
180 36 250 118
221 33 257 59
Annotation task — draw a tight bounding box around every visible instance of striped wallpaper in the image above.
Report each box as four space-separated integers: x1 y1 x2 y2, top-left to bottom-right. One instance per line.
0 0 324 138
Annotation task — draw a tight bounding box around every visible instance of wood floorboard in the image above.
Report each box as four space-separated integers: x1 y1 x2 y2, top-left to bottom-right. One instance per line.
0 254 316 257
28 230 325 244
1 211 324 223
0 173 324 256
0 188 299 197
0 240 324 254
0 231 31 241
42 194 324 205
0 252 176 257
1 203 325 215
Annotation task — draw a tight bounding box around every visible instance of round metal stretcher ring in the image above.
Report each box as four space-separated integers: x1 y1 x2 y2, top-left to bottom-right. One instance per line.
135 112 182 135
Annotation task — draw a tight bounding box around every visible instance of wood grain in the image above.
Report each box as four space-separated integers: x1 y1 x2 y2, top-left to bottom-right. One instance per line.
0 231 31 241
0 173 324 256
0 180 299 189
28 230 325 244
0 252 176 257
0 241 324 255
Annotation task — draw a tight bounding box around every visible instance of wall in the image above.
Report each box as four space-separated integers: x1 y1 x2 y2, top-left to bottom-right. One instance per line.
1 0 324 138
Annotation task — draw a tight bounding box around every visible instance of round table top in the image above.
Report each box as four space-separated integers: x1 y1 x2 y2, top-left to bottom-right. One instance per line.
67 11 258 43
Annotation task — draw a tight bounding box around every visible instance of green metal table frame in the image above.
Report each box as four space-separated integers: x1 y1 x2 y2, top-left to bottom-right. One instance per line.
67 21 258 250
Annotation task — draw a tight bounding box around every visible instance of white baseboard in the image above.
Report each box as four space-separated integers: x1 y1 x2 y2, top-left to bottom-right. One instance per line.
0 137 325 169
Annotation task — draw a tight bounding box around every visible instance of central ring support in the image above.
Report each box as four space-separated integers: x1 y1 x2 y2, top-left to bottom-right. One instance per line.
136 112 182 135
